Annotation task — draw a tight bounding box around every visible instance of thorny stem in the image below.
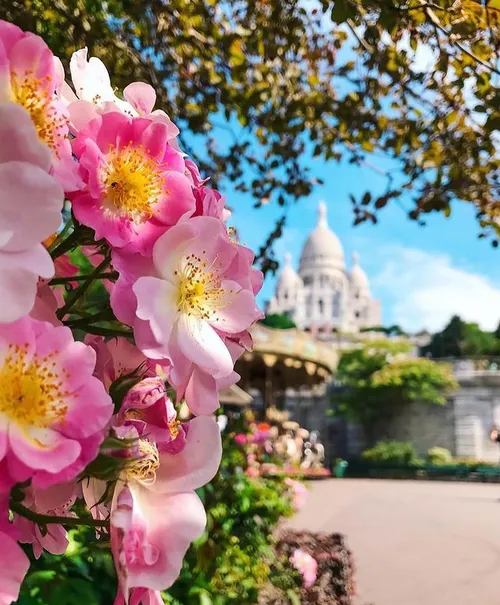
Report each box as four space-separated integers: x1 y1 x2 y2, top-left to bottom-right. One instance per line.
64 309 117 328
50 271 118 286
57 252 112 320
49 228 81 260
10 501 110 529
47 218 74 254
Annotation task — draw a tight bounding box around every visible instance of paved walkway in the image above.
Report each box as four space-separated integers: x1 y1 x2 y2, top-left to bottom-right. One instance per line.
287 479 500 605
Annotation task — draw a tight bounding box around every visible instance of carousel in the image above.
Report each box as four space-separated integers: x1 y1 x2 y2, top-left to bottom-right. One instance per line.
228 323 339 477
236 323 338 413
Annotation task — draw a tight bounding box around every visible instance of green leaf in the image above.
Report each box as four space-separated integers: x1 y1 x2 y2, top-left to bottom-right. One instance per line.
286 589 301 605
486 115 500 131
331 0 356 23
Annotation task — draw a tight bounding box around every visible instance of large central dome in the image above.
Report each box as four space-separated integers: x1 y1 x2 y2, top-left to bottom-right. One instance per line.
299 201 344 275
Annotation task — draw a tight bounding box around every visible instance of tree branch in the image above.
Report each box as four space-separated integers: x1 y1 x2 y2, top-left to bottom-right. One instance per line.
346 18 374 53
424 4 500 76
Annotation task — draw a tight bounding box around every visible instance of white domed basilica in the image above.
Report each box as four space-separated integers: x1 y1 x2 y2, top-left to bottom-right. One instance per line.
268 202 381 333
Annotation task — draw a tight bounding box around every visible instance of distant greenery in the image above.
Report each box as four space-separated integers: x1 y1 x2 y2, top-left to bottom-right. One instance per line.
422 315 500 358
360 325 407 337
362 440 420 466
259 313 296 330
334 340 457 443
426 447 453 466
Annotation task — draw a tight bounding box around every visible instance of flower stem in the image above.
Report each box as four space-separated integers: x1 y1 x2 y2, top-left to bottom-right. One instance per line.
47 218 74 254
57 252 112 320
50 271 118 286
64 309 117 328
49 227 81 260
81 325 134 338
10 501 110 529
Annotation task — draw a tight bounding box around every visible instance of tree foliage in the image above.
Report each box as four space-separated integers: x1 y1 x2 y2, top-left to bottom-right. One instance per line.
359 324 407 336
422 314 500 358
259 312 297 330
335 340 457 435
2 0 500 274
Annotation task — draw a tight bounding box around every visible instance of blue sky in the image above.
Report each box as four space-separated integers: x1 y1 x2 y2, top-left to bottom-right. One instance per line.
225 154 500 334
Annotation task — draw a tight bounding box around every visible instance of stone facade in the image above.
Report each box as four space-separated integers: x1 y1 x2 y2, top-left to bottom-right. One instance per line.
268 202 381 333
328 362 500 462
277 361 500 464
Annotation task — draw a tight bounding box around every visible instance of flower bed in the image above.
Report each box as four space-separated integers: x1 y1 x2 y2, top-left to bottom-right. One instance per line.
261 467 332 480
260 531 357 605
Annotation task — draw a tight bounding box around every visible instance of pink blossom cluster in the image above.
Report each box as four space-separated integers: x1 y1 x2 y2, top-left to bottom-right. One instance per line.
289 548 318 589
0 20 262 605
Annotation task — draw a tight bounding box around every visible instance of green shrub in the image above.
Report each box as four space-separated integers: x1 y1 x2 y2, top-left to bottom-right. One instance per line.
259 313 296 330
362 440 419 465
427 447 453 466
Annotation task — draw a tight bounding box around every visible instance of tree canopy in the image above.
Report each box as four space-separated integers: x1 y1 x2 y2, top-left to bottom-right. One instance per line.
360 324 408 336
3 0 499 274
335 339 457 436
259 312 297 330
421 314 500 358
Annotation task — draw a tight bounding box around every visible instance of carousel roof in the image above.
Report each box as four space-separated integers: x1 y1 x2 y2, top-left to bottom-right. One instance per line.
239 323 338 386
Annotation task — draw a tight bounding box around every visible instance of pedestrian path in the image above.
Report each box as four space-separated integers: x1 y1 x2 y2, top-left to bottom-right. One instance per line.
287 479 500 605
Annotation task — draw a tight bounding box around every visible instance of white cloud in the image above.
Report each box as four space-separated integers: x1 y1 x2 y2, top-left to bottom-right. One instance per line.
373 247 500 333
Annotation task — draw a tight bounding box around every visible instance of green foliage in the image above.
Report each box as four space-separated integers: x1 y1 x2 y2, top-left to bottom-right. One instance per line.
371 357 457 405
359 325 407 336
259 313 297 330
422 315 500 358
362 440 420 465
169 432 295 604
18 528 117 605
3 0 500 274
427 446 453 465
335 340 457 438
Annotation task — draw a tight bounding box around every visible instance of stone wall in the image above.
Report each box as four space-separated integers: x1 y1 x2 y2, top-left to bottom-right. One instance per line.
325 368 500 462
372 401 455 457
452 372 500 462
256 365 500 465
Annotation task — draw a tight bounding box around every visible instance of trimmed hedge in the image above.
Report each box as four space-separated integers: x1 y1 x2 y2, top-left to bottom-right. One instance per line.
343 459 500 481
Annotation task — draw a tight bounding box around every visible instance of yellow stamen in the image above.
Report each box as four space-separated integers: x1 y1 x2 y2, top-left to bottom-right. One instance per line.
103 145 164 222
11 73 67 156
168 419 180 440
0 344 68 428
126 439 160 484
175 252 233 322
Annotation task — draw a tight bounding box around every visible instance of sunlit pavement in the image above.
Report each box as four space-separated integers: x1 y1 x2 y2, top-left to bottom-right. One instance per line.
287 479 500 605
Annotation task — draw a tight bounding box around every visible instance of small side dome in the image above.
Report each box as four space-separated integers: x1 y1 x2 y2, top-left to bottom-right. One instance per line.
277 252 303 292
350 252 370 293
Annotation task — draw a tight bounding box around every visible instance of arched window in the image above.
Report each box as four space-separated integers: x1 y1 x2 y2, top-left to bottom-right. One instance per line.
332 292 340 318
318 298 324 315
